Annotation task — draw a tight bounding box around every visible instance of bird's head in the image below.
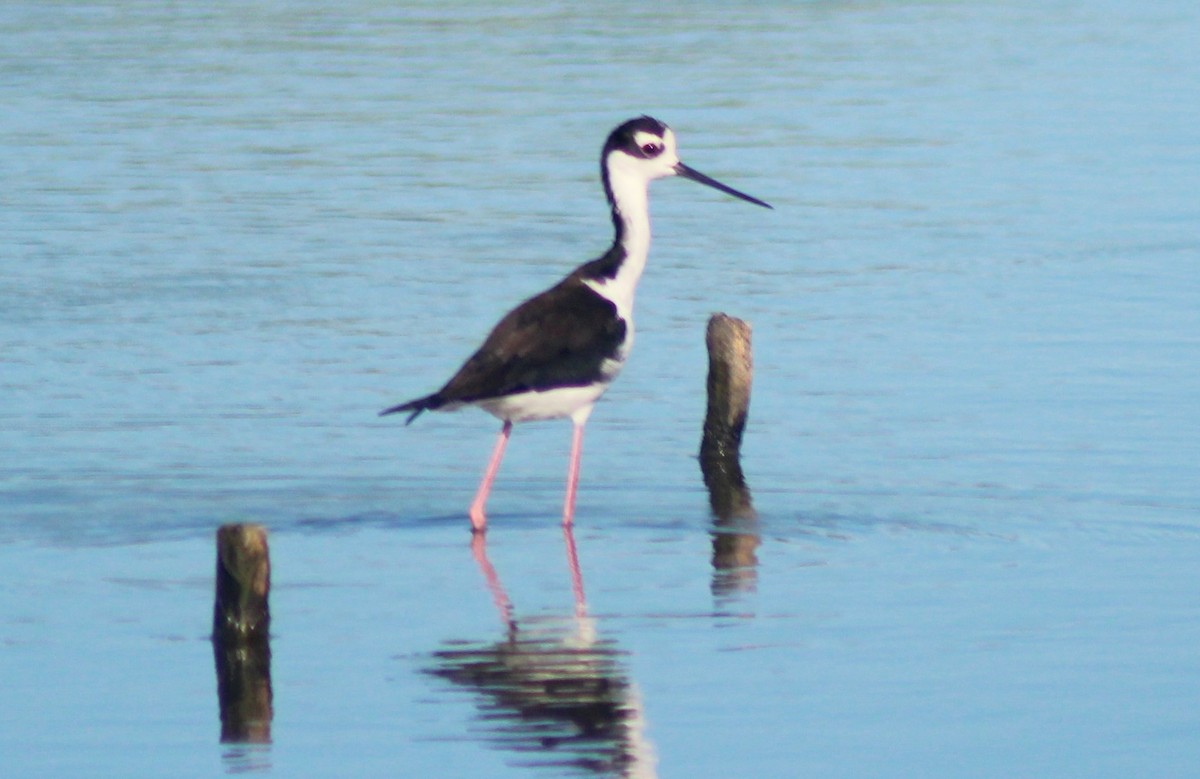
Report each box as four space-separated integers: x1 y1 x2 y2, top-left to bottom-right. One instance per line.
601 116 772 209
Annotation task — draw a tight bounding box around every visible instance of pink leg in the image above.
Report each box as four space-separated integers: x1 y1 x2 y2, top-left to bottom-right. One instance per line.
469 420 512 533
562 422 585 526
562 524 587 617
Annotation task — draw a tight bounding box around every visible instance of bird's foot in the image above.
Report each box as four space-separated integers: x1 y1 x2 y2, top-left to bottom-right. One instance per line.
469 506 488 534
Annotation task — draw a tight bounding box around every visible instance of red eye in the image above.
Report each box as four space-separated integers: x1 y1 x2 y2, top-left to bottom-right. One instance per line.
641 143 662 156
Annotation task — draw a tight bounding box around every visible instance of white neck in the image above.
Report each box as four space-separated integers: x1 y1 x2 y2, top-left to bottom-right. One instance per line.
587 159 654 321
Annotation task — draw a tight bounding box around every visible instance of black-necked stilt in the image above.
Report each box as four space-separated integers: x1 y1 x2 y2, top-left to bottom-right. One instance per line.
381 116 771 533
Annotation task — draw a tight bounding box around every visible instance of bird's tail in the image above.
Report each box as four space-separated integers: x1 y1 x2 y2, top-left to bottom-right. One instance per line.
379 393 442 425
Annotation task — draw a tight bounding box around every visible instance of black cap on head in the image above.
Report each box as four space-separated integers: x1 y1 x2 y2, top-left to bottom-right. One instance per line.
603 116 670 159
600 115 772 210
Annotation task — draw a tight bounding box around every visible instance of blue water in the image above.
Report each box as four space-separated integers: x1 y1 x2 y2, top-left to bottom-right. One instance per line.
3 2 1199 777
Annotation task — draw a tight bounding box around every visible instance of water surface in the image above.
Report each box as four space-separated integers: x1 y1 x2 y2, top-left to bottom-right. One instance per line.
2 2 1198 777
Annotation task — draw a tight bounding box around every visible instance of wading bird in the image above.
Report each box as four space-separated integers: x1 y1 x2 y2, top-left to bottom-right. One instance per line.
381 116 770 532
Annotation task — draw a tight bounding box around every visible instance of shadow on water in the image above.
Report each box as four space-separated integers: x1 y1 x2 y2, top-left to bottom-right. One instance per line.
427 530 657 778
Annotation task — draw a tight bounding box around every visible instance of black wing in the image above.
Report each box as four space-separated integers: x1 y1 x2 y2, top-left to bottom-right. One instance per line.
382 278 626 423
439 279 626 401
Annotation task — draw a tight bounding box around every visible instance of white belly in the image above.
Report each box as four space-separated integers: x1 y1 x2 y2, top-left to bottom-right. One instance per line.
478 383 609 425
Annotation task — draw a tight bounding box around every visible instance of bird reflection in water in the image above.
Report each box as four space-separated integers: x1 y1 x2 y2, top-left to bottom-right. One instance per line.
428 529 657 777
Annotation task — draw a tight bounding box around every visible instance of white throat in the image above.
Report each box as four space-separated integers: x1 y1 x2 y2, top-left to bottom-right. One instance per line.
585 154 656 321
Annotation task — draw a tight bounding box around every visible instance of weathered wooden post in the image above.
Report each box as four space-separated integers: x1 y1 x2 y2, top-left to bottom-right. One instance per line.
701 314 760 594
212 523 273 743
213 523 271 640
700 313 757 520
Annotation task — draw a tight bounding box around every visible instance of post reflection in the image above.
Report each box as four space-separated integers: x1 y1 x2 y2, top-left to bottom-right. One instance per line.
704 452 761 598
428 529 657 777
213 638 273 743
213 635 273 773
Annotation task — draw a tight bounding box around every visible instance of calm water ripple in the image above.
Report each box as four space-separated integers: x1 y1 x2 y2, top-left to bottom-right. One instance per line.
2 2 1198 777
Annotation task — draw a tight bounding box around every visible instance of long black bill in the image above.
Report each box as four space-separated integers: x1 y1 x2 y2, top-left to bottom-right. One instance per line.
675 162 772 209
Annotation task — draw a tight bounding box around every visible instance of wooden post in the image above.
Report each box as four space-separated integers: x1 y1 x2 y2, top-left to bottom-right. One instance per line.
701 314 760 596
213 523 271 641
212 523 273 743
700 313 756 521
